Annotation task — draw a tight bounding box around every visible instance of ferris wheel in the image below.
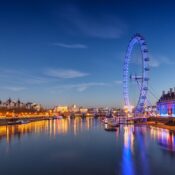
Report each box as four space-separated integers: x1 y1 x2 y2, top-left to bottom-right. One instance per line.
123 33 150 115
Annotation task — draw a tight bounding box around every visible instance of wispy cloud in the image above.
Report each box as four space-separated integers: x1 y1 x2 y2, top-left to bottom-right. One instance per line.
114 80 122 84
25 77 49 85
45 69 89 79
52 43 87 49
0 68 90 93
3 86 26 92
53 82 107 92
0 69 51 85
130 54 174 68
73 16 126 39
75 82 107 92
59 5 127 39
150 55 175 67
150 58 160 67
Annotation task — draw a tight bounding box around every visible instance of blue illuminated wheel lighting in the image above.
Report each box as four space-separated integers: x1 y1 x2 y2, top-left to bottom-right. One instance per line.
123 34 150 115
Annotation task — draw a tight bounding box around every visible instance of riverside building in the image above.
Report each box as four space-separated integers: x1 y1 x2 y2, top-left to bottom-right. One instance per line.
157 88 175 117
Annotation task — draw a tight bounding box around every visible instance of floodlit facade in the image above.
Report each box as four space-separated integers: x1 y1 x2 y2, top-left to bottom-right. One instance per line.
79 107 88 114
54 106 68 113
68 104 79 113
157 88 175 117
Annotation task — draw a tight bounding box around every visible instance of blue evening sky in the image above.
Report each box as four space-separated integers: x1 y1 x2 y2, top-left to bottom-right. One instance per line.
0 0 174 107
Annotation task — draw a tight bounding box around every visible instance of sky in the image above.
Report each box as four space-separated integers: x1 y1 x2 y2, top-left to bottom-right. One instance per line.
0 0 175 108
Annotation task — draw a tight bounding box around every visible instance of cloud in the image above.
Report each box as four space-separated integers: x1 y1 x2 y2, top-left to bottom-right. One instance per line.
150 55 175 67
3 86 26 92
129 54 174 68
53 82 107 92
159 56 175 65
25 77 49 85
75 82 107 92
150 58 160 67
52 43 87 49
0 69 60 93
0 68 90 93
73 16 126 39
0 69 51 85
114 80 122 84
59 5 127 39
46 69 89 79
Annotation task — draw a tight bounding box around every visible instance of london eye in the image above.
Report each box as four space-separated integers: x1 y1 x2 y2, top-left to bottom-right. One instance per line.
123 33 150 115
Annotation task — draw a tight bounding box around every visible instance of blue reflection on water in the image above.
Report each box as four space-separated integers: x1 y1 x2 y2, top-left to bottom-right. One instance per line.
122 126 135 175
136 128 149 175
121 126 150 175
0 119 175 175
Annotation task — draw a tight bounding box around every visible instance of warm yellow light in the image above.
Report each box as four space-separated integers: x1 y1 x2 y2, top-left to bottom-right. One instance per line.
123 105 134 113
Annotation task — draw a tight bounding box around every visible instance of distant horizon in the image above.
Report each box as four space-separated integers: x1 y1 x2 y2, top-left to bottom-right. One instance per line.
0 97 124 108
0 97 123 109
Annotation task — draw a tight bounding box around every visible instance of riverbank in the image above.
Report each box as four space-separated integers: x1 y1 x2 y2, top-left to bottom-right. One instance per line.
0 115 94 126
134 121 175 132
146 121 175 132
1 117 175 133
0 116 52 126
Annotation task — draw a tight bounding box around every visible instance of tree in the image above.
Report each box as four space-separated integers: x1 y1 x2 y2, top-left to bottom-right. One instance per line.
7 98 12 108
17 99 21 108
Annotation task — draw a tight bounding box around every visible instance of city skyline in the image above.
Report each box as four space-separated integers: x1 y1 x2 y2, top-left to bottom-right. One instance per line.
0 0 175 107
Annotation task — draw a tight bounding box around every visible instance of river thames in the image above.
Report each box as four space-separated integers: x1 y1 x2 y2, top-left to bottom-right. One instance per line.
0 118 175 175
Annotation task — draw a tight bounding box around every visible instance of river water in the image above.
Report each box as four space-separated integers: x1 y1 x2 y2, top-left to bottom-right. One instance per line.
0 117 175 175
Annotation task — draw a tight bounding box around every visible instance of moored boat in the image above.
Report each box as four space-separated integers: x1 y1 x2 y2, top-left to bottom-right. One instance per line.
108 121 120 127
7 119 30 125
104 126 118 131
19 120 30 124
53 116 63 119
7 120 21 125
102 118 109 124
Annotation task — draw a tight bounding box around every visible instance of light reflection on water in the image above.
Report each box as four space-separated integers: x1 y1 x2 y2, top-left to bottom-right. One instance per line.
122 126 135 175
0 118 175 175
150 126 175 151
116 125 175 175
0 117 95 144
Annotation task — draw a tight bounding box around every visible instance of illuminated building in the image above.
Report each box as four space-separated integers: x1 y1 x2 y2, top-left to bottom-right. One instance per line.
0 98 44 115
157 88 175 117
54 106 68 113
79 107 88 114
68 104 79 113
87 108 98 114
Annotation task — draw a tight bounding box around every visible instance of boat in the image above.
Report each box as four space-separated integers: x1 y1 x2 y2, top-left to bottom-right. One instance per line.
53 116 63 119
103 118 109 124
105 127 117 131
18 120 30 124
108 121 120 127
7 120 22 125
102 117 119 126
104 125 118 131
105 117 120 127
7 119 30 125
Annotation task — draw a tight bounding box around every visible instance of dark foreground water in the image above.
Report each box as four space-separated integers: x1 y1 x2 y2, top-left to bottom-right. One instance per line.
0 118 175 175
